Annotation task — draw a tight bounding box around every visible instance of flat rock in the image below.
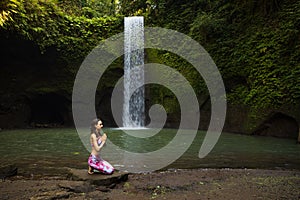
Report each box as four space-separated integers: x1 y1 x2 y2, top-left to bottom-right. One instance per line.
67 168 129 186
0 164 17 180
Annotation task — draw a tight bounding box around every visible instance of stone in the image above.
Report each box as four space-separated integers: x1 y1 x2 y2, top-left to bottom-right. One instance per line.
58 182 95 193
67 168 129 186
0 164 17 180
30 191 70 200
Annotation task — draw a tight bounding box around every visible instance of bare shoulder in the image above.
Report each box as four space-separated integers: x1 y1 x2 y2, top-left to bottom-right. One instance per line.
90 133 97 139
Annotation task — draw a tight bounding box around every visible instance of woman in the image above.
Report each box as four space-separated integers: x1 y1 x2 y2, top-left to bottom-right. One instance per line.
88 118 114 175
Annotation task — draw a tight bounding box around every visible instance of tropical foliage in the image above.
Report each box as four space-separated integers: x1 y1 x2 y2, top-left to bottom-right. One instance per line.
1 0 299 123
0 0 123 62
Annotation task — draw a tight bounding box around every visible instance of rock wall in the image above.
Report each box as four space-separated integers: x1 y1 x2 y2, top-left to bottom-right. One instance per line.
252 112 299 138
0 37 299 142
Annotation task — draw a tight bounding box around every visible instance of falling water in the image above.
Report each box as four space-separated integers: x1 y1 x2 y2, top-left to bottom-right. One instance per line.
123 16 145 127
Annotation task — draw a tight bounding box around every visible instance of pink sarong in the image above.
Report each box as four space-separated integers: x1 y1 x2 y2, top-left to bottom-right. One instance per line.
88 154 114 174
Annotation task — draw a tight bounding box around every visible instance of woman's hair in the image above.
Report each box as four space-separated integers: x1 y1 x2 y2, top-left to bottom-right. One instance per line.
90 118 100 135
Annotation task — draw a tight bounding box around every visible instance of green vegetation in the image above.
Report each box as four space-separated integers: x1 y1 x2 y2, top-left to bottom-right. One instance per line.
0 0 299 128
0 0 123 62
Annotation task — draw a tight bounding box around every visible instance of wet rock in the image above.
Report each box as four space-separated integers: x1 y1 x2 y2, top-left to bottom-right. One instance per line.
29 191 70 200
67 168 129 186
58 182 94 193
0 164 17 180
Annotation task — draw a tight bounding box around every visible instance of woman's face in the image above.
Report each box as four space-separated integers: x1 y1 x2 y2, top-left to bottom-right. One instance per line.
95 120 103 130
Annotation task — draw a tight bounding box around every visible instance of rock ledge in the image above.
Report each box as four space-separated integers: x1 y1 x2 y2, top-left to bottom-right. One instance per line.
67 168 129 186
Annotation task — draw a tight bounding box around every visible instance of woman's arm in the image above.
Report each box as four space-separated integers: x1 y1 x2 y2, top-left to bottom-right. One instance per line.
91 133 106 151
98 133 107 148
101 133 107 142
98 136 106 149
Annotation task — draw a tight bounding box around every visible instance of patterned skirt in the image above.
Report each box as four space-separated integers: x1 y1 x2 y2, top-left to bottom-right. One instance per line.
88 154 114 174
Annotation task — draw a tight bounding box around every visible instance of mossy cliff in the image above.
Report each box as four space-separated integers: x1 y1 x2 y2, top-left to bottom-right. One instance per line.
0 0 299 140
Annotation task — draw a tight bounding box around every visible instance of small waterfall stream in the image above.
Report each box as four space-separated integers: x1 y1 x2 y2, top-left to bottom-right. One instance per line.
123 16 145 127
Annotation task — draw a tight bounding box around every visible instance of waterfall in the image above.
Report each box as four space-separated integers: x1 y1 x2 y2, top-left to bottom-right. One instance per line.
123 16 145 127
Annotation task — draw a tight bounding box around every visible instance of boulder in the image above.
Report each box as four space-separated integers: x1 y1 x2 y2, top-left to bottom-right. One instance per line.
0 164 18 180
67 168 129 186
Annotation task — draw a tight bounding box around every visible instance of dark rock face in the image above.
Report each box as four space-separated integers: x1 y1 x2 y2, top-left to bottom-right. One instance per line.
0 93 73 128
252 112 299 138
1 87 300 141
29 93 73 127
96 87 118 127
0 36 73 128
0 95 31 128
220 105 250 134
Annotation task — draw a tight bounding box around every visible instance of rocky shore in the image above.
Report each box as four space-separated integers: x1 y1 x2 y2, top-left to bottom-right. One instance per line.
1 168 299 200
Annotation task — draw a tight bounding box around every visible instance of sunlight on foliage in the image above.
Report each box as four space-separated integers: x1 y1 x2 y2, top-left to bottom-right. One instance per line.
0 0 20 27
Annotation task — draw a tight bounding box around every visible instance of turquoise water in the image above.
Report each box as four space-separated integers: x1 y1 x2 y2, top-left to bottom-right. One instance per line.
0 128 299 174
0 128 89 174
